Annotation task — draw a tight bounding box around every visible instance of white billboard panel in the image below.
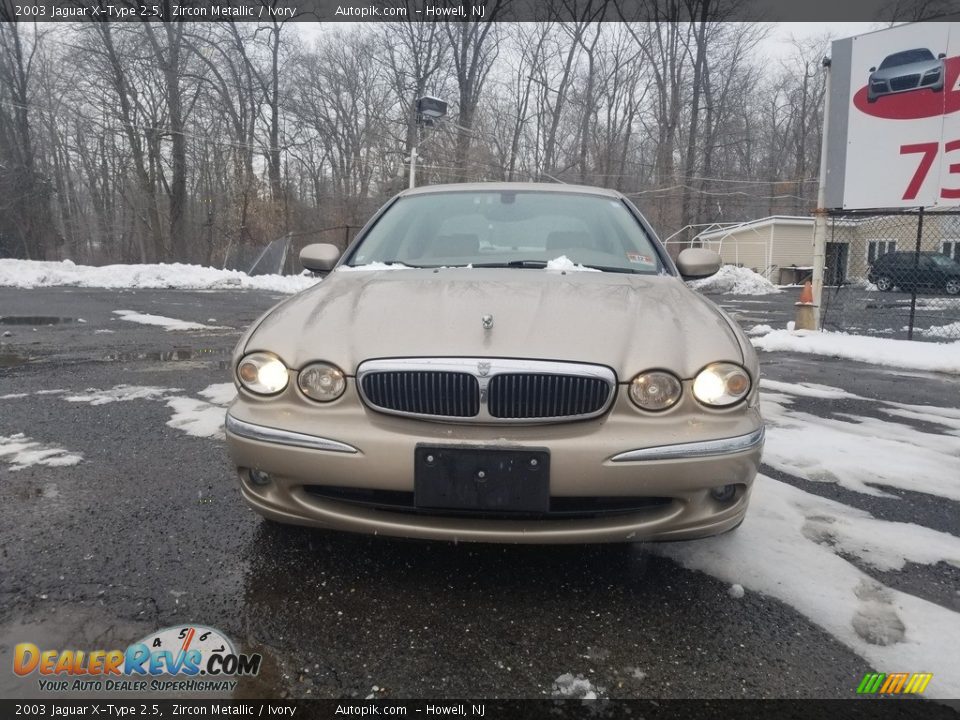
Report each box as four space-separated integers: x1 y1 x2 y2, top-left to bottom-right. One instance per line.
827 23 960 209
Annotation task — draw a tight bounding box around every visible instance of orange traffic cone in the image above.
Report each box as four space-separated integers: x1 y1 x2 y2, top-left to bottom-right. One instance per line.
794 280 816 330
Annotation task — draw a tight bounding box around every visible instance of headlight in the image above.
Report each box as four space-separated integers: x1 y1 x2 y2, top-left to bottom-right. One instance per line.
298 362 346 402
629 370 682 411
237 352 289 395
693 363 751 407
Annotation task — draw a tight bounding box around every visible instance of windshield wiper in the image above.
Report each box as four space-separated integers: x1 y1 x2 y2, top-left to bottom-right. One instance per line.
473 260 549 268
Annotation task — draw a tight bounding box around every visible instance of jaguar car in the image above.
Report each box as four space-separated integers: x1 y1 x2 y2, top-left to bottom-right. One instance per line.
867 48 946 103
225 183 764 543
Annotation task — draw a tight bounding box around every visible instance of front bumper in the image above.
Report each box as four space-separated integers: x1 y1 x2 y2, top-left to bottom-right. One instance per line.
225 387 764 544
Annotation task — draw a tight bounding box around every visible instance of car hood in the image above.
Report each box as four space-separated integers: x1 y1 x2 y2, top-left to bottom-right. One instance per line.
872 59 939 79
245 268 745 380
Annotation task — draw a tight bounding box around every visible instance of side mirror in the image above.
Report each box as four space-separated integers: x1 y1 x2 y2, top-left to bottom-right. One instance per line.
300 243 341 272
938 53 946 59
677 248 721 280
869 66 876 72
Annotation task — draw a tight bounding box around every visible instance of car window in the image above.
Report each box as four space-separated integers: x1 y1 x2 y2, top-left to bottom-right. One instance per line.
931 253 958 269
346 191 665 274
879 49 935 69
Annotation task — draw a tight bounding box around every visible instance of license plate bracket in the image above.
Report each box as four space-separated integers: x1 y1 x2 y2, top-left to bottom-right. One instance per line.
414 445 550 513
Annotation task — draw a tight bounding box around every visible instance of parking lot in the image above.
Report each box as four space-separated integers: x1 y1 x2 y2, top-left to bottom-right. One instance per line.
1 285 959 699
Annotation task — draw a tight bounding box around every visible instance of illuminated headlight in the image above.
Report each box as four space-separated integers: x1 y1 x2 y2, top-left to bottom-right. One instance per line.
298 362 346 402
629 371 682 411
693 363 751 407
237 353 289 395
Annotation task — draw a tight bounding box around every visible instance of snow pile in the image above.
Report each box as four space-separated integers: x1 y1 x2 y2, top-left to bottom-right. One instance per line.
337 262 414 272
920 320 960 339
551 673 603 699
113 310 226 332
761 383 960 501
545 255 601 272
165 383 236 440
687 264 781 295
0 433 83 470
0 259 318 294
655 474 960 698
747 324 773 336
752 329 960 373
64 385 179 406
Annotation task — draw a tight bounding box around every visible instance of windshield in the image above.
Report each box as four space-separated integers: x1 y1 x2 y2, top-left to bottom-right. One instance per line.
344 190 666 274
879 49 935 69
931 253 959 268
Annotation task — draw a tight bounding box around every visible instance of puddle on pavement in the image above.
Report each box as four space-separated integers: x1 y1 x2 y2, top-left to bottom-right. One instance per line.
0 352 29 368
0 316 77 325
103 348 230 363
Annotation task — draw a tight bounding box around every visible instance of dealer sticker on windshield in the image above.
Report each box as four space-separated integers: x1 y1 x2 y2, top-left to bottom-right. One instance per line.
626 253 655 266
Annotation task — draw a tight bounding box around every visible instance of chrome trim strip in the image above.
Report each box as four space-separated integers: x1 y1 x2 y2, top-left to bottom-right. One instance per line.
610 427 765 463
355 357 617 424
225 414 359 454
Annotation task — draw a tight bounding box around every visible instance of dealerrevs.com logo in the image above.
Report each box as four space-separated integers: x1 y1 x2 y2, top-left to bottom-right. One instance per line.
13 625 261 693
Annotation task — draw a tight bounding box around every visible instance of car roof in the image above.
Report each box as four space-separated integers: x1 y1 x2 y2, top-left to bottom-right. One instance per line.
399 182 624 199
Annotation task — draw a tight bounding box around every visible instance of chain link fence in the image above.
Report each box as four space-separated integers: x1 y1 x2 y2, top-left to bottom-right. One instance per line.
820 209 960 341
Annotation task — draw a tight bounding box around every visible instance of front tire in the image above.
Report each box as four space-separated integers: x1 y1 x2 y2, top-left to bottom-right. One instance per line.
946 278 960 296
875 275 894 292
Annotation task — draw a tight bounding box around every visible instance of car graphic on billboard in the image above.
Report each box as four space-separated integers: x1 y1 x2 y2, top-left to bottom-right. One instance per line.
867 48 946 103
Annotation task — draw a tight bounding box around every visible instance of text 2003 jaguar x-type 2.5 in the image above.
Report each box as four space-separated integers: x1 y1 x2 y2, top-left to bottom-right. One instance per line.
225 183 764 543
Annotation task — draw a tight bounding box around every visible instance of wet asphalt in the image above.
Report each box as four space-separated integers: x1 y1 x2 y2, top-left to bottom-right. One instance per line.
0 286 958 700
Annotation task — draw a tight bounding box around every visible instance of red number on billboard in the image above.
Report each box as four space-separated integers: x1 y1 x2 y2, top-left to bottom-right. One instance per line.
941 139 960 200
900 143 938 200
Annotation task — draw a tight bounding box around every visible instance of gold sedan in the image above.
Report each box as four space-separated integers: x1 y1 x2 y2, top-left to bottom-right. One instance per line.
226 183 763 543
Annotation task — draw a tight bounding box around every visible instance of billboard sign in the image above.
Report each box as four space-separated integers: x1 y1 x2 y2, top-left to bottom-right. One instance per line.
825 23 960 209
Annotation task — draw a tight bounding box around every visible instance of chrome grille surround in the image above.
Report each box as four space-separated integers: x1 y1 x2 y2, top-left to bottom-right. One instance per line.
356 358 617 424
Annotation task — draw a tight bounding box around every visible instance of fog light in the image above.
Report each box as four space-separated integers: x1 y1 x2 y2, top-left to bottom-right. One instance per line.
710 484 736 502
249 468 271 486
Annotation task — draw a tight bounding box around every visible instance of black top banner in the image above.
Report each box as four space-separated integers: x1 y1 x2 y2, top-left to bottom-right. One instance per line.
4 0 960 23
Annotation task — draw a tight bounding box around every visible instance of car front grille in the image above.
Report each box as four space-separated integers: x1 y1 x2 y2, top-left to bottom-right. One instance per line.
890 74 920 91
357 358 616 423
487 373 610 419
304 485 673 519
360 371 480 417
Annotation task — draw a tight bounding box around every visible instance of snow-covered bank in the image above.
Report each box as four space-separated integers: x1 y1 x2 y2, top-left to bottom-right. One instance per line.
0 259 318 294
752 329 960 374
688 264 781 295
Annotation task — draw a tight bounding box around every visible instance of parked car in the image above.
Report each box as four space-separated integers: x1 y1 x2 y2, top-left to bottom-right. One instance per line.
867 48 946 103
868 251 960 295
225 183 764 544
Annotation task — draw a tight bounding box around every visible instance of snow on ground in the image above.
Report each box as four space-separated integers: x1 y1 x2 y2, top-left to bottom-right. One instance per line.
688 265 781 295
545 255 602 272
0 433 82 470
752 329 960 374
165 383 236 439
747 324 773 336
920 320 960 339
0 259 318 294
112 310 226 332
63 385 178 406
761 384 960 501
654 474 960 698
551 673 603 699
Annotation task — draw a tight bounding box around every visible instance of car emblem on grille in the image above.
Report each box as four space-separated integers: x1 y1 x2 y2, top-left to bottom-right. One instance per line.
477 361 491 377
481 314 494 330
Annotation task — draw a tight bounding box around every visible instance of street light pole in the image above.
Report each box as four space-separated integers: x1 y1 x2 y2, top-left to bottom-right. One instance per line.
409 142 418 189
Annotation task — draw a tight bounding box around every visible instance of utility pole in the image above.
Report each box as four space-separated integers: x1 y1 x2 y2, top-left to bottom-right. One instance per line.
812 57 832 330
408 96 447 190
409 139 418 189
